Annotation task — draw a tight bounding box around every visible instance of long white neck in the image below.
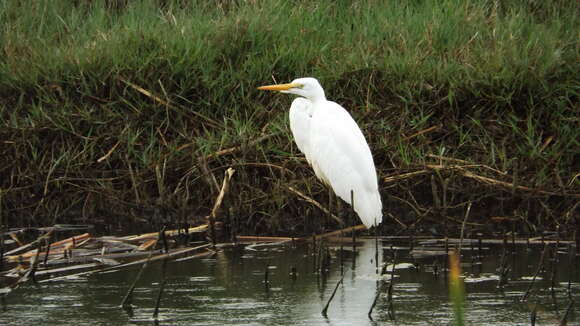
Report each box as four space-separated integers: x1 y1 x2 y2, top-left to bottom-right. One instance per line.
305 88 326 104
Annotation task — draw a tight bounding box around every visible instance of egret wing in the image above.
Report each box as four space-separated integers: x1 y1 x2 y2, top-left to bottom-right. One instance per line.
288 98 313 163
309 102 382 227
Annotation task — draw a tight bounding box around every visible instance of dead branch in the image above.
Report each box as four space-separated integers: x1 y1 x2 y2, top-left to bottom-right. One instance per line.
119 77 222 129
203 133 279 162
402 125 440 141
287 186 345 225
383 163 579 198
210 168 236 220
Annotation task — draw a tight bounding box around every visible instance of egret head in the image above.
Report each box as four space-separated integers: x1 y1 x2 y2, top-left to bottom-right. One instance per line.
258 77 326 102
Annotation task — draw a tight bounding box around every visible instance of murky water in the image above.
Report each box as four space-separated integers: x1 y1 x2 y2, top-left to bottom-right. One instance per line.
2 238 579 325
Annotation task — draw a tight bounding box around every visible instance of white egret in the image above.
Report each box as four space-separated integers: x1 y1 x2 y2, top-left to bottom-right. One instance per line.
258 77 382 228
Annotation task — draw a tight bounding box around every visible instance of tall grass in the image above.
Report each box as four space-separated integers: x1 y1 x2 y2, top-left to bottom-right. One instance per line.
0 0 578 233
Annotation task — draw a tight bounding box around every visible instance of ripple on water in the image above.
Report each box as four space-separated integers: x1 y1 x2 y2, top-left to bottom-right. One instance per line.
559 281 580 289
395 282 422 292
40 294 80 302
521 276 543 280
464 273 500 283
220 300 270 310
501 290 526 298
189 276 215 282
356 273 400 281
54 275 90 282
472 299 512 307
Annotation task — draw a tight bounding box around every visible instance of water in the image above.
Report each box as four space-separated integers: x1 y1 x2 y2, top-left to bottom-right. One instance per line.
2 239 579 325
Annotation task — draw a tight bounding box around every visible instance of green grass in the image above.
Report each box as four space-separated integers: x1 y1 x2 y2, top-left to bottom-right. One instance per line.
0 0 578 234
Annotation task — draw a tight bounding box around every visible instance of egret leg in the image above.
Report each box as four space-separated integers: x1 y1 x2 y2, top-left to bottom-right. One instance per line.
326 188 333 231
350 190 356 250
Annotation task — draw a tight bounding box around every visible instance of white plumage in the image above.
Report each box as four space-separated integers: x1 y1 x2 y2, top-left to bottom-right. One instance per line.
258 77 382 228
288 97 313 164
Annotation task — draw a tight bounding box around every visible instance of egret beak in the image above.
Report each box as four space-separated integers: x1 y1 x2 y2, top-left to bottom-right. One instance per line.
257 83 301 91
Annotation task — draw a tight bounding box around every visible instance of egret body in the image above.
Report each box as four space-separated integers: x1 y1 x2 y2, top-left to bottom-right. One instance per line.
258 77 382 228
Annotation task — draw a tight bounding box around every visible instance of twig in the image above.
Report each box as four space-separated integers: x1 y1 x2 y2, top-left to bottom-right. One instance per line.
203 134 279 162
119 77 222 129
384 164 580 198
560 299 575 325
236 235 294 242
29 243 42 284
530 304 537 326
121 250 154 308
96 127 127 163
402 125 439 141
6 231 84 261
198 154 220 194
521 244 549 302
121 225 208 242
207 168 235 246
159 227 168 253
0 194 4 271
209 168 236 220
41 244 212 283
386 251 398 320
313 225 366 241
426 154 508 175
152 257 168 320
42 236 52 266
368 283 383 321
264 264 270 290
383 170 431 184
457 202 472 254
426 154 471 165
287 186 344 225
321 273 344 317
497 236 510 288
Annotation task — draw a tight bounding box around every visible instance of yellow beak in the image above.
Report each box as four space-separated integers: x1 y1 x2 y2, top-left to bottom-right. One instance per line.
257 83 301 91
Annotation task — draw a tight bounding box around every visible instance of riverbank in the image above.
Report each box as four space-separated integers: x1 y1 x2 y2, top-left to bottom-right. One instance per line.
1 0 578 236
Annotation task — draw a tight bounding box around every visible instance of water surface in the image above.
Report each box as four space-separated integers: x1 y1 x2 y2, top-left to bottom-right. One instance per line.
2 238 578 325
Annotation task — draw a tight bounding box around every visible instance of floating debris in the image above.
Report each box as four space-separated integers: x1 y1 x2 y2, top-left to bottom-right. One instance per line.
1 224 211 292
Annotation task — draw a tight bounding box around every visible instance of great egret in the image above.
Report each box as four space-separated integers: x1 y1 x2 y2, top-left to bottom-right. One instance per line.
258 77 382 228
